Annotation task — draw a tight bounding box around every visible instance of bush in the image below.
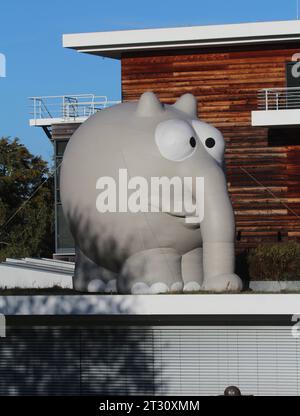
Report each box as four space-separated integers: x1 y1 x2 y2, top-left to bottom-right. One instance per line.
247 242 300 281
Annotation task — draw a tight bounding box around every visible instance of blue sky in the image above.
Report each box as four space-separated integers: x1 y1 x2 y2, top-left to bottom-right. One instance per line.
0 0 298 164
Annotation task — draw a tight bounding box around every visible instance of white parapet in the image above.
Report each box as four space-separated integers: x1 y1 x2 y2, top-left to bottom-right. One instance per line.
252 109 300 127
0 258 73 289
0 293 299 315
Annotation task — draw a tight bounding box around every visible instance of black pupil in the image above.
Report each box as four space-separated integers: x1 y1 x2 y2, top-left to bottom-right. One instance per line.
189 137 196 148
205 137 215 148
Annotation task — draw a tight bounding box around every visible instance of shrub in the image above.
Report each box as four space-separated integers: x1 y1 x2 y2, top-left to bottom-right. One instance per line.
247 242 300 281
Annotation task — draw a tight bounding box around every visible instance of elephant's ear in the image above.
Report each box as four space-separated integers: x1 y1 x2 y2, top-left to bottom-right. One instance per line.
172 93 198 118
136 91 164 117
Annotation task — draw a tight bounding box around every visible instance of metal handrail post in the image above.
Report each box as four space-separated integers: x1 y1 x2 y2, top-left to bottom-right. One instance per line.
275 92 279 110
33 98 36 120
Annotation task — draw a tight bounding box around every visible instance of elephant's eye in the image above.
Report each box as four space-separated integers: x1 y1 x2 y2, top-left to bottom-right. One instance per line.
190 137 197 148
192 120 225 164
155 119 197 161
205 137 215 148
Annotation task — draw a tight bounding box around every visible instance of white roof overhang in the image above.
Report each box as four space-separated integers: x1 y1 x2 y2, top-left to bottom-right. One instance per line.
63 20 300 59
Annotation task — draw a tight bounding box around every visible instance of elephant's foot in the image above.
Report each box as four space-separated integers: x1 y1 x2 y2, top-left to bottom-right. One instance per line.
85 278 118 293
202 273 243 292
118 248 183 294
73 276 118 293
73 247 118 293
129 281 183 294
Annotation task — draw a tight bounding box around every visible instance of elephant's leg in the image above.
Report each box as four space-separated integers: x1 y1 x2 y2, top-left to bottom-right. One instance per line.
202 242 242 291
182 247 204 292
118 248 183 294
73 247 118 293
201 166 243 292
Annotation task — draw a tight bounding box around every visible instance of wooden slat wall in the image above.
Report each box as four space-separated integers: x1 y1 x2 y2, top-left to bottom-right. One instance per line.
51 123 80 141
121 44 300 250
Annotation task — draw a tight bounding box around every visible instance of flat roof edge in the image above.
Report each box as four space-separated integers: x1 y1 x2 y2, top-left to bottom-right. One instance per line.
0 294 299 316
63 20 300 59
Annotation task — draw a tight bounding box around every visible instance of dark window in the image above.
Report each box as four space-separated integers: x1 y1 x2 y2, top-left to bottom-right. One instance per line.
55 140 74 253
285 62 300 109
286 62 300 88
56 140 68 156
268 127 300 146
56 205 74 253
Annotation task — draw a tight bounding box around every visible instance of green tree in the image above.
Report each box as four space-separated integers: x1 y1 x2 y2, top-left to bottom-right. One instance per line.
0 137 54 261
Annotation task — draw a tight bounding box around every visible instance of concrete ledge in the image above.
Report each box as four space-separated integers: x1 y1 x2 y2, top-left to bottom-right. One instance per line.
0 258 73 289
250 281 300 292
251 109 300 126
29 117 86 127
0 294 299 315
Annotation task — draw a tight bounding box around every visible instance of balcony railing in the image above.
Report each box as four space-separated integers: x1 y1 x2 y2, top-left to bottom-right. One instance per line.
257 87 300 111
29 94 121 125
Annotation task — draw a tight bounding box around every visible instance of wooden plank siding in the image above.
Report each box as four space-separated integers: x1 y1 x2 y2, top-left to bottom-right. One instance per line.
121 44 300 250
51 123 80 141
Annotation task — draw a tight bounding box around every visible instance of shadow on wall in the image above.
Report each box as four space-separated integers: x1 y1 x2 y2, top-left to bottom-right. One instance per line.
69 205 131 274
68 205 132 293
0 324 165 396
0 294 166 396
235 250 250 289
68 202 173 294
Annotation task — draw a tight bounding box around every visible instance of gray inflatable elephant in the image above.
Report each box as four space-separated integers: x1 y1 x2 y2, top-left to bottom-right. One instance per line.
60 92 243 294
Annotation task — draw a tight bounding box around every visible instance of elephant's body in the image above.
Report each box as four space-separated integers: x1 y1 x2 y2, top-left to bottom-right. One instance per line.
60 92 243 293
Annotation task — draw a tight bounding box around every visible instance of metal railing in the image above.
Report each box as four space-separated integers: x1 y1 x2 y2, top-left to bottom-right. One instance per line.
29 94 121 122
257 87 300 111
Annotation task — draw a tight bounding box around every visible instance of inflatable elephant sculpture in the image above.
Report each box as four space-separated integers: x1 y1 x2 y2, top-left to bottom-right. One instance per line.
60 92 243 294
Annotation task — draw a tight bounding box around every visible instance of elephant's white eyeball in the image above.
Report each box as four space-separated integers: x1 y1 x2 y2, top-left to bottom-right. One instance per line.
155 119 197 161
192 120 225 164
